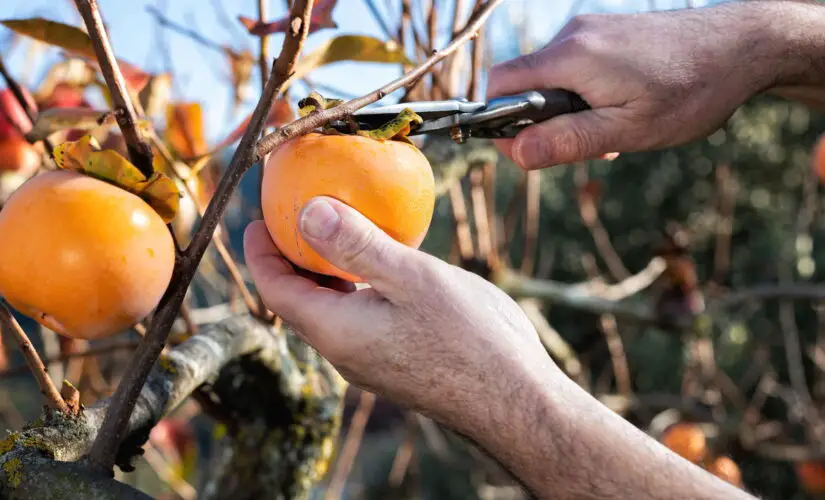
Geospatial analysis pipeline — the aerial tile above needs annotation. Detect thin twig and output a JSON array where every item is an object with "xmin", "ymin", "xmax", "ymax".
[
  {"xmin": 74, "ymin": 0, "xmax": 154, "ymax": 178},
  {"xmin": 469, "ymin": 167, "xmax": 491, "ymax": 260},
  {"xmin": 574, "ymin": 165, "xmax": 631, "ymax": 281},
  {"xmin": 582, "ymin": 255, "xmax": 631, "ymax": 396},
  {"xmin": 84, "ymin": 0, "xmax": 318, "ymax": 475},
  {"xmin": 256, "ymin": 0, "xmax": 505, "ymax": 158},
  {"xmin": 362, "ymin": 0, "xmax": 395, "ymax": 39},
  {"xmin": 710, "ymin": 164, "xmax": 736, "ymax": 288},
  {"xmin": 520, "ymin": 170, "xmax": 540, "ymax": 276},
  {"xmin": 142, "ymin": 442, "xmax": 197, "ymax": 500},
  {"xmin": 257, "ymin": 0, "xmax": 271, "ymax": 90},
  {"xmin": 0, "ymin": 339, "xmax": 140, "ymax": 379},
  {"xmin": 146, "ymin": 6, "xmax": 227, "ymax": 54},
  {"xmin": 325, "ymin": 390, "xmax": 376, "ymax": 500},
  {"xmin": 0, "ymin": 302, "xmax": 69, "ymax": 413},
  {"xmin": 449, "ymin": 180, "xmax": 475, "ymax": 260}
]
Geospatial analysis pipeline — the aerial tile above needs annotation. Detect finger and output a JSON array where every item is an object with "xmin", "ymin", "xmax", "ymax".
[
  {"xmin": 243, "ymin": 220, "xmax": 349, "ymax": 333},
  {"xmin": 509, "ymin": 109, "xmax": 626, "ymax": 169},
  {"xmin": 486, "ymin": 49, "xmax": 555, "ymax": 100},
  {"xmin": 297, "ymin": 196, "xmax": 423, "ymax": 300}
]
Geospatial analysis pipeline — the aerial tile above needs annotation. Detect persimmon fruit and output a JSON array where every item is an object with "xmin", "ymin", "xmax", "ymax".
[
  {"xmin": 0, "ymin": 88, "xmax": 33, "ymax": 138},
  {"xmin": 261, "ymin": 132, "xmax": 435, "ymax": 282},
  {"xmin": 796, "ymin": 460, "xmax": 825, "ymax": 494},
  {"xmin": 661, "ymin": 422, "xmax": 707, "ymax": 463},
  {"xmin": 0, "ymin": 133, "xmax": 40, "ymax": 174},
  {"xmin": 706, "ymin": 456, "xmax": 742, "ymax": 487},
  {"xmin": 813, "ymin": 132, "xmax": 825, "ymax": 184},
  {"xmin": 0, "ymin": 169, "xmax": 175, "ymax": 340}
]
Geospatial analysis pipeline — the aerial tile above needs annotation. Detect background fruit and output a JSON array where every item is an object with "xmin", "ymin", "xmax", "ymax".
[
  {"xmin": 0, "ymin": 169, "xmax": 175, "ymax": 340},
  {"xmin": 0, "ymin": 133, "xmax": 41, "ymax": 174},
  {"xmin": 796, "ymin": 460, "xmax": 825, "ymax": 495},
  {"xmin": 813, "ymin": 133, "xmax": 825, "ymax": 183},
  {"xmin": 0, "ymin": 88, "xmax": 34, "ymax": 138},
  {"xmin": 661, "ymin": 422, "xmax": 707, "ymax": 463},
  {"xmin": 706, "ymin": 456, "xmax": 742, "ymax": 487},
  {"xmin": 261, "ymin": 132, "xmax": 436, "ymax": 282}
]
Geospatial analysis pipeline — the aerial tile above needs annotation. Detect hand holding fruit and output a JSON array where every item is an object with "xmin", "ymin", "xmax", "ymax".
[{"xmin": 244, "ymin": 196, "xmax": 551, "ymax": 433}]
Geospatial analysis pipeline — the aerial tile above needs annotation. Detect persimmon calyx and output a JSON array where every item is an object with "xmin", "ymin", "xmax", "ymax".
[
  {"xmin": 298, "ymin": 91, "xmax": 345, "ymax": 116},
  {"xmin": 355, "ymin": 107, "xmax": 422, "ymax": 143},
  {"xmin": 53, "ymin": 135, "xmax": 181, "ymax": 223},
  {"xmin": 297, "ymin": 92, "xmax": 423, "ymax": 144}
]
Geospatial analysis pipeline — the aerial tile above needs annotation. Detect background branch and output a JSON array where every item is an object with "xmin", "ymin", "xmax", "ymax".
[{"xmin": 0, "ymin": 302, "xmax": 68, "ymax": 414}]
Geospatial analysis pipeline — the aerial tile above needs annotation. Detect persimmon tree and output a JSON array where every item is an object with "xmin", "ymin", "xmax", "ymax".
[{"xmin": 0, "ymin": 0, "xmax": 825, "ymax": 499}]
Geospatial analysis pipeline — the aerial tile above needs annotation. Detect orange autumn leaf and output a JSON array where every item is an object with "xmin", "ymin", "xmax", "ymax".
[
  {"xmin": 166, "ymin": 102, "xmax": 208, "ymax": 159},
  {"xmin": 1, "ymin": 17, "xmax": 151, "ymax": 93},
  {"xmin": 210, "ymin": 98, "xmax": 295, "ymax": 155},
  {"xmin": 238, "ymin": 0, "xmax": 338, "ymax": 36}
]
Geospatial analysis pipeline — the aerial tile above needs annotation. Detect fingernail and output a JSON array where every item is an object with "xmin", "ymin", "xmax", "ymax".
[{"xmin": 300, "ymin": 199, "xmax": 341, "ymax": 240}]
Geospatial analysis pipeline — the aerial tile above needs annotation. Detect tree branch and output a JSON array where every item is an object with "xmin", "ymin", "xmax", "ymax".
[
  {"xmin": 254, "ymin": 0, "xmax": 505, "ymax": 158},
  {"xmin": 74, "ymin": 0, "xmax": 154, "ymax": 178},
  {"xmin": 0, "ymin": 315, "xmax": 277, "ymax": 496},
  {"xmin": 84, "ymin": 0, "xmax": 317, "ymax": 475},
  {"xmin": 0, "ymin": 302, "xmax": 68, "ymax": 414}
]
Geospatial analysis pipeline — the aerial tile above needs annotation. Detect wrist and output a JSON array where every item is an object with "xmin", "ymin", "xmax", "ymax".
[{"xmin": 731, "ymin": 1, "xmax": 825, "ymax": 90}]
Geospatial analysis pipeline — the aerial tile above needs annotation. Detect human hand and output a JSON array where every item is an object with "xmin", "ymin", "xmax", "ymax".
[
  {"xmin": 243, "ymin": 196, "xmax": 553, "ymax": 433},
  {"xmin": 487, "ymin": 3, "xmax": 775, "ymax": 169}
]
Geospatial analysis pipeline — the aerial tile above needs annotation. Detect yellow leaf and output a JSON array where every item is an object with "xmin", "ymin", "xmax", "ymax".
[
  {"xmin": 1, "ymin": 18, "xmax": 95, "ymax": 59},
  {"xmin": 289, "ymin": 35, "xmax": 413, "ymax": 85},
  {"xmin": 165, "ymin": 102, "xmax": 208, "ymax": 159},
  {"xmin": 53, "ymin": 135, "xmax": 181, "ymax": 223}
]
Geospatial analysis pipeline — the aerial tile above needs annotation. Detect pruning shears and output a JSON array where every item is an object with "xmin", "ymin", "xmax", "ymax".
[{"xmin": 342, "ymin": 89, "xmax": 590, "ymax": 144}]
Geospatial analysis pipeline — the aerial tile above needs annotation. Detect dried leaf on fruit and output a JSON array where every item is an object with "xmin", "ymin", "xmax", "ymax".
[{"xmin": 53, "ymin": 135, "xmax": 180, "ymax": 223}]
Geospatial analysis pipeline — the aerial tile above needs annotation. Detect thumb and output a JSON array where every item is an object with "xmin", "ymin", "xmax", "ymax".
[
  {"xmin": 298, "ymin": 196, "xmax": 419, "ymax": 294},
  {"xmin": 511, "ymin": 110, "xmax": 623, "ymax": 169}
]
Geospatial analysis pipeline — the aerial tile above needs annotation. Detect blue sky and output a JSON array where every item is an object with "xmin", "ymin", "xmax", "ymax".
[{"xmin": 0, "ymin": 0, "xmax": 706, "ymax": 144}]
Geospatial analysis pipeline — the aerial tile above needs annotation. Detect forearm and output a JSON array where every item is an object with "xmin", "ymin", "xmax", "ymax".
[
  {"xmin": 744, "ymin": 1, "xmax": 825, "ymax": 106},
  {"xmin": 462, "ymin": 358, "xmax": 754, "ymax": 499}
]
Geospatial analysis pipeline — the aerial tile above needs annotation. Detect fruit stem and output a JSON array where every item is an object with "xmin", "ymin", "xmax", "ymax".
[{"xmin": 0, "ymin": 302, "xmax": 70, "ymax": 414}]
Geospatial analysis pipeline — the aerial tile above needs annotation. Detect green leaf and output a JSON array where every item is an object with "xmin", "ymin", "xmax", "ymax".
[{"xmin": 290, "ymin": 35, "xmax": 413, "ymax": 84}]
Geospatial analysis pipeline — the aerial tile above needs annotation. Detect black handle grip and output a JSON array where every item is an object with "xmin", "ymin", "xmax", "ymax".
[{"xmin": 523, "ymin": 89, "xmax": 591, "ymax": 123}]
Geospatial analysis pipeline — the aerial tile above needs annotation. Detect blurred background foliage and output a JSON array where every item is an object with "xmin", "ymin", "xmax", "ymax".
[{"xmin": 2, "ymin": 0, "xmax": 825, "ymax": 498}]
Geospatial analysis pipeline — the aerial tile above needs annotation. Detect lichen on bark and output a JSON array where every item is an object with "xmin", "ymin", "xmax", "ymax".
[{"xmin": 197, "ymin": 323, "xmax": 347, "ymax": 500}]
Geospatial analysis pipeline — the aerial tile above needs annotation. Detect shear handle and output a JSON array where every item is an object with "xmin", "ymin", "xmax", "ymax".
[{"xmin": 467, "ymin": 89, "xmax": 590, "ymax": 127}]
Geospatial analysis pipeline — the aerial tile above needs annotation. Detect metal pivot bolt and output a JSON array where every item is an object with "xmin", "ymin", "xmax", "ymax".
[{"xmin": 449, "ymin": 126, "xmax": 467, "ymax": 144}]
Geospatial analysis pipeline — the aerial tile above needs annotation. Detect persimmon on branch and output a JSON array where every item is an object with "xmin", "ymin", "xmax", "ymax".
[{"xmin": 254, "ymin": 0, "xmax": 504, "ymax": 159}]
